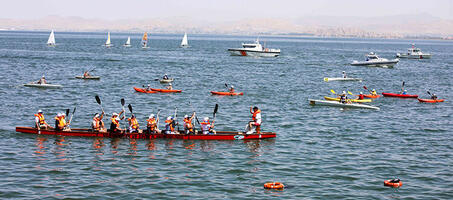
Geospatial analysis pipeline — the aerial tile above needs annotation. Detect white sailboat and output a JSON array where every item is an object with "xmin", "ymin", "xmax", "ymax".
[
  {"xmin": 142, "ymin": 32, "xmax": 149, "ymax": 49},
  {"xmin": 180, "ymin": 32, "xmax": 189, "ymax": 47},
  {"xmin": 123, "ymin": 36, "xmax": 131, "ymax": 47},
  {"xmin": 104, "ymin": 32, "xmax": 112, "ymax": 47},
  {"xmin": 47, "ymin": 30, "xmax": 56, "ymax": 47}
]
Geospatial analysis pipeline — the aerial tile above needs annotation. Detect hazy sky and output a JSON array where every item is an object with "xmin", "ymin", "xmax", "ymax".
[{"xmin": 2, "ymin": 0, "xmax": 452, "ymax": 20}]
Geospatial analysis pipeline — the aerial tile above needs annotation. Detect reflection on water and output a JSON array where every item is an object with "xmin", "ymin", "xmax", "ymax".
[
  {"xmin": 53, "ymin": 136, "xmax": 67, "ymax": 161},
  {"xmin": 34, "ymin": 136, "xmax": 47, "ymax": 156}
]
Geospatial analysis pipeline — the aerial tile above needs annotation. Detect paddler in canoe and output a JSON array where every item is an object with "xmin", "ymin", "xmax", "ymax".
[
  {"xmin": 163, "ymin": 74, "xmax": 169, "ymax": 80},
  {"xmin": 357, "ymin": 92, "xmax": 365, "ymax": 100},
  {"xmin": 246, "ymin": 106, "xmax": 261, "ymax": 134},
  {"xmin": 183, "ymin": 113, "xmax": 196, "ymax": 134},
  {"xmin": 339, "ymin": 91, "xmax": 350, "ymax": 104},
  {"xmin": 146, "ymin": 114, "xmax": 160, "ymax": 134},
  {"xmin": 371, "ymin": 89, "xmax": 378, "ymax": 96},
  {"xmin": 36, "ymin": 75, "xmax": 47, "ymax": 84},
  {"xmin": 200, "ymin": 117, "xmax": 215, "ymax": 135},
  {"xmin": 166, "ymin": 83, "xmax": 173, "ymax": 90},
  {"xmin": 229, "ymin": 85, "xmax": 235, "ymax": 93},
  {"xmin": 83, "ymin": 71, "xmax": 91, "ymax": 78},
  {"xmin": 127, "ymin": 114, "xmax": 140, "ymax": 133},
  {"xmin": 92, "ymin": 112, "xmax": 106, "ymax": 132},
  {"xmin": 54, "ymin": 113, "xmax": 64, "ymax": 131},
  {"xmin": 109, "ymin": 111, "xmax": 125, "ymax": 133},
  {"xmin": 35, "ymin": 109, "xmax": 52, "ymax": 130},
  {"xmin": 430, "ymin": 93, "xmax": 438, "ymax": 100},
  {"xmin": 164, "ymin": 116, "xmax": 177, "ymax": 134}
]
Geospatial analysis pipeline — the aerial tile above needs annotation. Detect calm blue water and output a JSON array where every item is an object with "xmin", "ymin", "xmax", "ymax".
[{"xmin": 0, "ymin": 31, "xmax": 452, "ymax": 199}]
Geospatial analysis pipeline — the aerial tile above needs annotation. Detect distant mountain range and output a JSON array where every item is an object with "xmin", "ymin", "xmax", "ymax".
[{"xmin": 1, "ymin": 14, "xmax": 452, "ymax": 39}]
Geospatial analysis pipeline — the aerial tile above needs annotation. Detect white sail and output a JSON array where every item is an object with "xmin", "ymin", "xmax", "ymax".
[
  {"xmin": 47, "ymin": 30, "xmax": 56, "ymax": 46},
  {"xmin": 105, "ymin": 32, "xmax": 112, "ymax": 47},
  {"xmin": 124, "ymin": 36, "xmax": 131, "ymax": 47},
  {"xmin": 180, "ymin": 32, "xmax": 188, "ymax": 47}
]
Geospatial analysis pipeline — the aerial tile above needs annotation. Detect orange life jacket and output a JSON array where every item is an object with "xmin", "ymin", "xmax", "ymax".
[
  {"xmin": 35, "ymin": 113, "xmax": 45, "ymax": 125},
  {"xmin": 146, "ymin": 118, "xmax": 157, "ymax": 130},
  {"xmin": 128, "ymin": 118, "xmax": 139, "ymax": 129},
  {"xmin": 252, "ymin": 109, "xmax": 261, "ymax": 121},
  {"xmin": 60, "ymin": 118, "xmax": 66, "ymax": 127},
  {"xmin": 165, "ymin": 119, "xmax": 174, "ymax": 131},
  {"xmin": 184, "ymin": 118, "xmax": 193, "ymax": 129},
  {"xmin": 200, "ymin": 121, "xmax": 211, "ymax": 131}
]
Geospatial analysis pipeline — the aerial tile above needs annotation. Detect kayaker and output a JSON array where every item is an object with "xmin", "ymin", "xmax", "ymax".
[
  {"xmin": 183, "ymin": 113, "xmax": 195, "ymax": 134},
  {"xmin": 339, "ymin": 91, "xmax": 348, "ymax": 104},
  {"xmin": 127, "ymin": 114, "xmax": 140, "ymax": 133},
  {"xmin": 109, "ymin": 111, "xmax": 124, "ymax": 132},
  {"xmin": 357, "ymin": 92, "xmax": 364, "ymax": 100},
  {"xmin": 163, "ymin": 74, "xmax": 169, "ymax": 80},
  {"xmin": 35, "ymin": 109, "xmax": 52, "ymax": 130},
  {"xmin": 166, "ymin": 83, "xmax": 173, "ymax": 90},
  {"xmin": 401, "ymin": 90, "xmax": 407, "ymax": 95},
  {"xmin": 431, "ymin": 93, "xmax": 438, "ymax": 100},
  {"xmin": 342, "ymin": 71, "xmax": 347, "ymax": 78},
  {"xmin": 37, "ymin": 76, "xmax": 47, "ymax": 84},
  {"xmin": 164, "ymin": 116, "xmax": 176, "ymax": 134},
  {"xmin": 371, "ymin": 89, "xmax": 377, "ymax": 95},
  {"xmin": 61, "ymin": 113, "xmax": 70, "ymax": 131},
  {"xmin": 54, "ymin": 113, "xmax": 64, "ymax": 131},
  {"xmin": 146, "ymin": 84, "xmax": 151, "ymax": 91},
  {"xmin": 247, "ymin": 106, "xmax": 261, "ymax": 134},
  {"xmin": 146, "ymin": 114, "xmax": 160, "ymax": 134},
  {"xmin": 92, "ymin": 112, "xmax": 106, "ymax": 132},
  {"xmin": 229, "ymin": 85, "xmax": 235, "ymax": 93},
  {"xmin": 83, "ymin": 71, "xmax": 90, "ymax": 78},
  {"xmin": 200, "ymin": 117, "xmax": 214, "ymax": 135}
]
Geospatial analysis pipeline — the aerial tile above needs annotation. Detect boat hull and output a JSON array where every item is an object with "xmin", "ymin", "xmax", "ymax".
[
  {"xmin": 324, "ymin": 96, "xmax": 372, "ymax": 103},
  {"xmin": 324, "ymin": 77, "xmax": 362, "ymax": 82},
  {"xmin": 23, "ymin": 83, "xmax": 62, "ymax": 89},
  {"xmin": 396, "ymin": 53, "xmax": 431, "ymax": 59},
  {"xmin": 134, "ymin": 87, "xmax": 158, "ymax": 93},
  {"xmin": 75, "ymin": 76, "xmax": 100, "ymax": 80},
  {"xmin": 350, "ymin": 60, "xmax": 399, "ymax": 67},
  {"xmin": 227, "ymin": 49, "xmax": 280, "ymax": 57},
  {"xmin": 150, "ymin": 88, "xmax": 182, "ymax": 93},
  {"xmin": 309, "ymin": 99, "xmax": 379, "ymax": 110},
  {"xmin": 211, "ymin": 91, "xmax": 244, "ymax": 96},
  {"xmin": 15, "ymin": 127, "xmax": 276, "ymax": 140},
  {"xmin": 382, "ymin": 92, "xmax": 418, "ymax": 98},
  {"xmin": 363, "ymin": 94, "xmax": 381, "ymax": 98},
  {"xmin": 417, "ymin": 98, "xmax": 444, "ymax": 103},
  {"xmin": 159, "ymin": 79, "xmax": 174, "ymax": 83}
]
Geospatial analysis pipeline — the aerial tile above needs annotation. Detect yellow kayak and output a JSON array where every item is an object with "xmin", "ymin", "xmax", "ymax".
[{"xmin": 324, "ymin": 96, "xmax": 372, "ymax": 103}]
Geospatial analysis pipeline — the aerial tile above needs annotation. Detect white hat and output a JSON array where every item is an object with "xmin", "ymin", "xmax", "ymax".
[
  {"xmin": 149, "ymin": 114, "xmax": 155, "ymax": 118},
  {"xmin": 372, "ymin": 89, "xmax": 376, "ymax": 91},
  {"xmin": 147, "ymin": 84, "xmax": 150, "ymax": 87},
  {"xmin": 184, "ymin": 115, "xmax": 188, "ymax": 118},
  {"xmin": 204, "ymin": 117, "xmax": 209, "ymax": 121},
  {"xmin": 231, "ymin": 85, "xmax": 234, "ymax": 88},
  {"xmin": 38, "ymin": 109, "xmax": 43, "ymax": 113},
  {"xmin": 360, "ymin": 92, "xmax": 363, "ymax": 94},
  {"xmin": 62, "ymin": 113, "xmax": 66, "ymax": 116},
  {"xmin": 42, "ymin": 75, "xmax": 45, "ymax": 78},
  {"xmin": 169, "ymin": 83, "xmax": 172, "ymax": 86},
  {"xmin": 112, "ymin": 112, "xmax": 118, "ymax": 116},
  {"xmin": 95, "ymin": 113, "xmax": 100, "ymax": 118},
  {"xmin": 404, "ymin": 90, "xmax": 407, "ymax": 92},
  {"xmin": 57, "ymin": 113, "xmax": 62, "ymax": 117},
  {"xmin": 167, "ymin": 116, "xmax": 172, "ymax": 120},
  {"xmin": 342, "ymin": 91, "xmax": 346, "ymax": 94},
  {"xmin": 342, "ymin": 71, "xmax": 345, "ymax": 73}
]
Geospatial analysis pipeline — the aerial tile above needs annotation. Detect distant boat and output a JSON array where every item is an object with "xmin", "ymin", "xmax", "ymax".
[
  {"xmin": 47, "ymin": 30, "xmax": 56, "ymax": 47},
  {"xmin": 180, "ymin": 32, "xmax": 189, "ymax": 47},
  {"xmin": 142, "ymin": 32, "xmax": 149, "ymax": 49},
  {"xmin": 228, "ymin": 38, "xmax": 280, "ymax": 57},
  {"xmin": 396, "ymin": 44, "xmax": 431, "ymax": 59},
  {"xmin": 104, "ymin": 32, "xmax": 112, "ymax": 47},
  {"xmin": 351, "ymin": 52, "xmax": 399, "ymax": 68},
  {"xmin": 123, "ymin": 36, "xmax": 131, "ymax": 47}
]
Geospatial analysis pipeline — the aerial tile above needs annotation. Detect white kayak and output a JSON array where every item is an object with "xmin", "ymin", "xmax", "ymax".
[
  {"xmin": 24, "ymin": 83, "xmax": 62, "ymax": 89},
  {"xmin": 75, "ymin": 76, "xmax": 101, "ymax": 80},
  {"xmin": 324, "ymin": 77, "xmax": 362, "ymax": 82},
  {"xmin": 159, "ymin": 78, "xmax": 174, "ymax": 83},
  {"xmin": 308, "ymin": 99, "xmax": 379, "ymax": 110}
]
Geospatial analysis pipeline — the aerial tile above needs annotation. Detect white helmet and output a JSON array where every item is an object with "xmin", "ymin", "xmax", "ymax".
[
  {"xmin": 57, "ymin": 113, "xmax": 62, "ymax": 117},
  {"xmin": 184, "ymin": 115, "xmax": 188, "ymax": 118},
  {"xmin": 342, "ymin": 71, "xmax": 345, "ymax": 73},
  {"xmin": 95, "ymin": 113, "xmax": 100, "ymax": 118},
  {"xmin": 38, "ymin": 109, "xmax": 43, "ymax": 113},
  {"xmin": 149, "ymin": 114, "xmax": 155, "ymax": 118},
  {"xmin": 204, "ymin": 117, "xmax": 209, "ymax": 121},
  {"xmin": 231, "ymin": 85, "xmax": 234, "ymax": 88},
  {"xmin": 169, "ymin": 83, "xmax": 172, "ymax": 86},
  {"xmin": 342, "ymin": 91, "xmax": 346, "ymax": 94},
  {"xmin": 112, "ymin": 112, "xmax": 118, "ymax": 116},
  {"xmin": 147, "ymin": 84, "xmax": 150, "ymax": 87},
  {"xmin": 360, "ymin": 92, "xmax": 363, "ymax": 94},
  {"xmin": 167, "ymin": 116, "xmax": 172, "ymax": 120},
  {"xmin": 372, "ymin": 89, "xmax": 376, "ymax": 92}
]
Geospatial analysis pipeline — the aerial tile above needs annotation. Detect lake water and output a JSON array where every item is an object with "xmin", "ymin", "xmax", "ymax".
[{"xmin": 0, "ymin": 31, "xmax": 452, "ymax": 199}]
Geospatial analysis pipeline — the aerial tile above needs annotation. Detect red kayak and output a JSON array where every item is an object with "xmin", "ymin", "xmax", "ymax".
[
  {"xmin": 418, "ymin": 98, "xmax": 444, "ymax": 103},
  {"xmin": 382, "ymin": 92, "xmax": 418, "ymax": 98},
  {"xmin": 134, "ymin": 87, "xmax": 158, "ymax": 93},
  {"xmin": 150, "ymin": 88, "xmax": 182, "ymax": 93},
  {"xmin": 211, "ymin": 91, "xmax": 244, "ymax": 96}
]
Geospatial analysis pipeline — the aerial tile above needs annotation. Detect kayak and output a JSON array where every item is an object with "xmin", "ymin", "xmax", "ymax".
[
  {"xmin": 323, "ymin": 77, "xmax": 362, "ymax": 82},
  {"xmin": 308, "ymin": 99, "xmax": 380, "ymax": 110},
  {"xmin": 324, "ymin": 96, "xmax": 372, "ymax": 103},
  {"xmin": 15, "ymin": 127, "xmax": 276, "ymax": 140},
  {"xmin": 363, "ymin": 94, "xmax": 381, "ymax": 98},
  {"xmin": 150, "ymin": 88, "xmax": 182, "ymax": 93},
  {"xmin": 23, "ymin": 83, "xmax": 62, "ymax": 89},
  {"xmin": 134, "ymin": 87, "xmax": 158, "ymax": 93},
  {"xmin": 159, "ymin": 78, "xmax": 174, "ymax": 83},
  {"xmin": 211, "ymin": 91, "xmax": 244, "ymax": 96},
  {"xmin": 75, "ymin": 76, "xmax": 101, "ymax": 80},
  {"xmin": 382, "ymin": 92, "xmax": 418, "ymax": 98},
  {"xmin": 417, "ymin": 98, "xmax": 444, "ymax": 103}
]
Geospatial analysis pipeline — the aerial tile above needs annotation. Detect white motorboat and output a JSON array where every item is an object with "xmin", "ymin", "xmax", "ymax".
[
  {"xmin": 308, "ymin": 99, "xmax": 379, "ymax": 110},
  {"xmin": 123, "ymin": 36, "xmax": 131, "ymax": 47},
  {"xmin": 47, "ymin": 30, "xmax": 56, "ymax": 47},
  {"xmin": 180, "ymin": 32, "xmax": 189, "ymax": 47},
  {"xmin": 324, "ymin": 77, "xmax": 362, "ymax": 82},
  {"xmin": 104, "ymin": 32, "xmax": 112, "ymax": 47},
  {"xmin": 351, "ymin": 52, "xmax": 399, "ymax": 68},
  {"xmin": 228, "ymin": 39, "xmax": 280, "ymax": 57},
  {"xmin": 396, "ymin": 44, "xmax": 431, "ymax": 59}
]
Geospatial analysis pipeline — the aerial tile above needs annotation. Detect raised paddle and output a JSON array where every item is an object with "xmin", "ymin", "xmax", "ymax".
[
  {"xmin": 121, "ymin": 98, "xmax": 126, "ymax": 130},
  {"xmin": 95, "ymin": 95, "xmax": 105, "ymax": 113},
  {"xmin": 212, "ymin": 104, "xmax": 219, "ymax": 127},
  {"xmin": 68, "ymin": 107, "xmax": 76, "ymax": 128},
  {"xmin": 348, "ymin": 91, "xmax": 354, "ymax": 95},
  {"xmin": 65, "ymin": 109, "xmax": 70, "ymax": 118},
  {"xmin": 128, "ymin": 104, "xmax": 133, "ymax": 115},
  {"xmin": 363, "ymin": 86, "xmax": 372, "ymax": 94},
  {"xmin": 330, "ymin": 89, "xmax": 336, "ymax": 95},
  {"xmin": 189, "ymin": 101, "xmax": 201, "ymax": 125},
  {"xmin": 156, "ymin": 109, "xmax": 161, "ymax": 129},
  {"xmin": 400, "ymin": 81, "xmax": 405, "ymax": 94},
  {"xmin": 427, "ymin": 91, "xmax": 434, "ymax": 98},
  {"xmin": 174, "ymin": 107, "xmax": 180, "ymax": 132}
]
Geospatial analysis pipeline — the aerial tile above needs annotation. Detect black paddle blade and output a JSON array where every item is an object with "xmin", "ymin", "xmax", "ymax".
[
  {"xmin": 121, "ymin": 98, "xmax": 125, "ymax": 106},
  {"xmin": 214, "ymin": 104, "xmax": 219, "ymax": 114},
  {"xmin": 128, "ymin": 104, "xmax": 133, "ymax": 113},
  {"xmin": 95, "ymin": 95, "xmax": 101, "ymax": 104},
  {"xmin": 402, "ymin": 81, "xmax": 405, "ymax": 87},
  {"xmin": 363, "ymin": 86, "xmax": 368, "ymax": 90},
  {"xmin": 427, "ymin": 91, "xmax": 431, "ymax": 95},
  {"xmin": 73, "ymin": 107, "xmax": 77, "ymax": 114},
  {"xmin": 66, "ymin": 109, "xmax": 70, "ymax": 117},
  {"xmin": 225, "ymin": 83, "xmax": 228, "ymax": 88}
]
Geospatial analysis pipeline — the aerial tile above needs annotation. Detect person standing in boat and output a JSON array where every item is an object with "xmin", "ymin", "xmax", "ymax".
[
  {"xmin": 37, "ymin": 75, "xmax": 47, "ymax": 84},
  {"xmin": 246, "ymin": 106, "xmax": 261, "ymax": 134},
  {"xmin": 146, "ymin": 114, "xmax": 160, "ymax": 134},
  {"xmin": 92, "ymin": 112, "xmax": 106, "ymax": 132},
  {"xmin": 127, "ymin": 114, "xmax": 140, "ymax": 133},
  {"xmin": 183, "ymin": 113, "xmax": 195, "ymax": 134},
  {"xmin": 35, "ymin": 109, "xmax": 52, "ymax": 130},
  {"xmin": 200, "ymin": 117, "xmax": 214, "ymax": 135},
  {"xmin": 109, "ymin": 111, "xmax": 124, "ymax": 133}
]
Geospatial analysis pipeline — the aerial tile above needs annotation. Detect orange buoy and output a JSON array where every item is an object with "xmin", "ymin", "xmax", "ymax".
[
  {"xmin": 384, "ymin": 179, "xmax": 402, "ymax": 188},
  {"xmin": 264, "ymin": 182, "xmax": 284, "ymax": 190}
]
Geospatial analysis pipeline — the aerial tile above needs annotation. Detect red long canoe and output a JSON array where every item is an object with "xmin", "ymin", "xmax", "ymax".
[
  {"xmin": 382, "ymin": 92, "xmax": 418, "ymax": 98},
  {"xmin": 134, "ymin": 87, "xmax": 158, "ymax": 93},
  {"xmin": 418, "ymin": 98, "xmax": 444, "ymax": 103},
  {"xmin": 211, "ymin": 91, "xmax": 244, "ymax": 96},
  {"xmin": 15, "ymin": 127, "xmax": 276, "ymax": 140},
  {"xmin": 150, "ymin": 88, "xmax": 182, "ymax": 93}
]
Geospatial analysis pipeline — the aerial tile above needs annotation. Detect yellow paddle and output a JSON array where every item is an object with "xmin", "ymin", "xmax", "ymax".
[
  {"xmin": 324, "ymin": 78, "xmax": 329, "ymax": 82},
  {"xmin": 330, "ymin": 89, "xmax": 336, "ymax": 94},
  {"xmin": 348, "ymin": 91, "xmax": 354, "ymax": 95}
]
